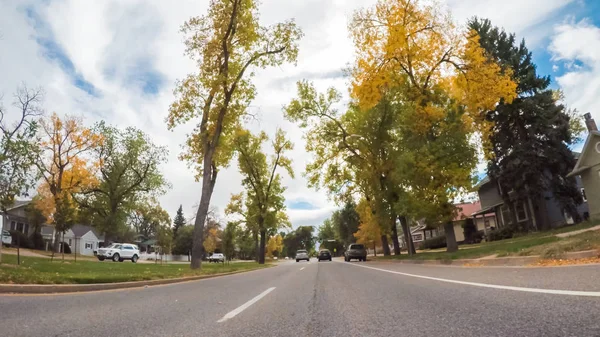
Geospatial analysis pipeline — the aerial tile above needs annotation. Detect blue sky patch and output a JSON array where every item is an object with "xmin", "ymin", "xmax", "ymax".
[
  {"xmin": 24, "ymin": 7, "xmax": 100, "ymax": 97},
  {"xmin": 288, "ymin": 201, "xmax": 317, "ymax": 210}
]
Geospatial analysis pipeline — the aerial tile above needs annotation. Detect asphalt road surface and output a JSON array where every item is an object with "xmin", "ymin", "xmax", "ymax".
[{"xmin": 2, "ymin": 259, "xmax": 600, "ymax": 337}]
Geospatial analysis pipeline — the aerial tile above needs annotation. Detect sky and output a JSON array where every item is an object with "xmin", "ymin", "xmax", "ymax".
[{"xmin": 1, "ymin": 0, "xmax": 600, "ymax": 230}]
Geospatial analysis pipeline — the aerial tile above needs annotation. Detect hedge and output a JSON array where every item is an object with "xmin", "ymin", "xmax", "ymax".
[{"xmin": 420, "ymin": 235, "xmax": 446, "ymax": 249}]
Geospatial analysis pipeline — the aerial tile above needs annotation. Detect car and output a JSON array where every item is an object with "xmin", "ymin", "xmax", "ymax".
[
  {"xmin": 344, "ymin": 243, "xmax": 367, "ymax": 262},
  {"xmin": 208, "ymin": 253, "xmax": 225, "ymax": 263},
  {"xmin": 295, "ymin": 249, "xmax": 309, "ymax": 262},
  {"xmin": 96, "ymin": 243, "xmax": 140, "ymax": 263},
  {"xmin": 1, "ymin": 230, "xmax": 11, "ymax": 247},
  {"xmin": 317, "ymin": 249, "xmax": 332, "ymax": 261}
]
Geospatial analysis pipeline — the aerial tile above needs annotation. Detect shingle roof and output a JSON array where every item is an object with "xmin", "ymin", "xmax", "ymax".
[
  {"xmin": 70, "ymin": 224, "xmax": 103, "ymax": 239},
  {"xmin": 453, "ymin": 202, "xmax": 481, "ymax": 222}
]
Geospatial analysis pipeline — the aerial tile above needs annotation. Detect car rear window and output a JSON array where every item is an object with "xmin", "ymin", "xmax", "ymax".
[
  {"xmin": 320, "ymin": 250, "xmax": 330, "ymax": 253},
  {"xmin": 350, "ymin": 244, "xmax": 365, "ymax": 250},
  {"xmin": 297, "ymin": 250, "xmax": 307, "ymax": 254}
]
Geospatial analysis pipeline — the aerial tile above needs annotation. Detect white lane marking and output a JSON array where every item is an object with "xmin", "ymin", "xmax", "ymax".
[
  {"xmin": 341, "ymin": 262, "xmax": 600, "ymax": 297},
  {"xmin": 300, "ymin": 267, "xmax": 305, "ymax": 271},
  {"xmin": 217, "ymin": 287, "xmax": 276, "ymax": 323}
]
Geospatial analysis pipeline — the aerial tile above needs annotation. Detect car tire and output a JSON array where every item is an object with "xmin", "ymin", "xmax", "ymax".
[
  {"xmin": 98, "ymin": 257, "xmax": 105, "ymax": 261},
  {"xmin": 329, "ymin": 258, "xmax": 332, "ymax": 261},
  {"xmin": 112, "ymin": 253, "xmax": 120, "ymax": 262},
  {"xmin": 132, "ymin": 255, "xmax": 138, "ymax": 263},
  {"xmin": 296, "ymin": 259, "xmax": 299, "ymax": 262}
]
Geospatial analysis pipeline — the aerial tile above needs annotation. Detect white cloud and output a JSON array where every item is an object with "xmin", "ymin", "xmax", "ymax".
[
  {"xmin": 0, "ymin": 0, "xmax": 583, "ymax": 229},
  {"xmin": 549, "ymin": 18, "xmax": 600, "ymax": 124}
]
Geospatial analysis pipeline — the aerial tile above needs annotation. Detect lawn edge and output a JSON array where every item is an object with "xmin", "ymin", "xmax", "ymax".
[
  {"xmin": 369, "ymin": 249, "xmax": 600, "ymax": 267},
  {"xmin": 0, "ymin": 264, "xmax": 274, "ymax": 294}
]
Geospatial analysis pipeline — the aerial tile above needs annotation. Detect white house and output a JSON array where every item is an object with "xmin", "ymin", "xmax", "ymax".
[{"xmin": 43, "ymin": 224, "xmax": 104, "ymax": 256}]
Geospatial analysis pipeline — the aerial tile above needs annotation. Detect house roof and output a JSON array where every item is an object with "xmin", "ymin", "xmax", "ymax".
[
  {"xmin": 453, "ymin": 202, "xmax": 481, "ymax": 222},
  {"xmin": 6, "ymin": 199, "xmax": 32, "ymax": 211},
  {"xmin": 567, "ymin": 131, "xmax": 600, "ymax": 177},
  {"xmin": 471, "ymin": 202, "xmax": 503, "ymax": 217},
  {"xmin": 70, "ymin": 224, "xmax": 103, "ymax": 239}
]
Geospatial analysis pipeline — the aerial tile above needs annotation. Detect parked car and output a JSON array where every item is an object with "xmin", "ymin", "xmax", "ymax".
[
  {"xmin": 318, "ymin": 249, "xmax": 332, "ymax": 262},
  {"xmin": 295, "ymin": 249, "xmax": 310, "ymax": 262},
  {"xmin": 96, "ymin": 243, "xmax": 140, "ymax": 263},
  {"xmin": 208, "ymin": 253, "xmax": 225, "ymax": 263},
  {"xmin": 344, "ymin": 244, "xmax": 367, "ymax": 262},
  {"xmin": 1, "ymin": 230, "xmax": 11, "ymax": 247}
]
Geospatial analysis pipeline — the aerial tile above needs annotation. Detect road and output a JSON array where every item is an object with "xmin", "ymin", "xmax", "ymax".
[{"xmin": 2, "ymin": 259, "xmax": 600, "ymax": 337}]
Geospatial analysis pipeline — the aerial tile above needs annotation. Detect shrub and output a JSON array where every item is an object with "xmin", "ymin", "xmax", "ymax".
[
  {"xmin": 421, "ymin": 235, "xmax": 447, "ymax": 249},
  {"xmin": 9, "ymin": 230, "xmax": 33, "ymax": 248},
  {"xmin": 486, "ymin": 226, "xmax": 514, "ymax": 242},
  {"xmin": 30, "ymin": 232, "xmax": 45, "ymax": 250}
]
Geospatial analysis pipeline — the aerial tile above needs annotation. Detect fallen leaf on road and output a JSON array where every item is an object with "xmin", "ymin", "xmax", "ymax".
[{"xmin": 530, "ymin": 257, "xmax": 600, "ymax": 267}]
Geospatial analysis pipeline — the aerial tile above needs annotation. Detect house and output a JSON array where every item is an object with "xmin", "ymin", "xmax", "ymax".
[
  {"xmin": 406, "ymin": 202, "xmax": 496, "ymax": 248},
  {"xmin": 567, "ymin": 113, "xmax": 600, "ymax": 221},
  {"xmin": 1, "ymin": 200, "xmax": 36, "ymax": 237},
  {"xmin": 475, "ymin": 158, "xmax": 589, "ymax": 230},
  {"xmin": 39, "ymin": 224, "xmax": 104, "ymax": 255}
]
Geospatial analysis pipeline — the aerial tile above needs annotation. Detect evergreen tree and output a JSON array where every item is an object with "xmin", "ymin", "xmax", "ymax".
[
  {"xmin": 173, "ymin": 205, "xmax": 186, "ymax": 238},
  {"xmin": 469, "ymin": 18, "xmax": 583, "ymax": 229}
]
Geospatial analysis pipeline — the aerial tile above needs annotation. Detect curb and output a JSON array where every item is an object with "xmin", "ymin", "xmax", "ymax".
[
  {"xmin": 372, "ymin": 249, "xmax": 600, "ymax": 267},
  {"xmin": 0, "ymin": 266, "xmax": 272, "ymax": 294}
]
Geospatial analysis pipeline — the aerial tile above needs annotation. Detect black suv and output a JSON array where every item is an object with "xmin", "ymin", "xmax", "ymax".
[
  {"xmin": 344, "ymin": 244, "xmax": 367, "ymax": 262},
  {"xmin": 317, "ymin": 249, "xmax": 332, "ymax": 261}
]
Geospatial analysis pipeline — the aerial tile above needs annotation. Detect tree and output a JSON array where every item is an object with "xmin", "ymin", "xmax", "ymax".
[
  {"xmin": 156, "ymin": 224, "xmax": 174, "ymax": 255},
  {"xmin": 0, "ymin": 86, "xmax": 43, "ymax": 262},
  {"xmin": 469, "ymin": 18, "xmax": 583, "ymax": 229},
  {"xmin": 349, "ymin": 0, "xmax": 517, "ymax": 252},
  {"xmin": 173, "ymin": 205, "xmax": 186, "ymax": 238},
  {"xmin": 266, "ymin": 234, "xmax": 283, "ymax": 258},
  {"xmin": 354, "ymin": 199, "xmax": 382, "ymax": 255},
  {"xmin": 282, "ymin": 226, "xmax": 315, "ymax": 257},
  {"xmin": 34, "ymin": 113, "xmax": 102, "ymax": 252},
  {"xmin": 172, "ymin": 225, "xmax": 194, "ymax": 256},
  {"xmin": 76, "ymin": 124, "xmax": 169, "ymax": 240},
  {"xmin": 232, "ymin": 129, "xmax": 294, "ymax": 264},
  {"xmin": 222, "ymin": 221, "xmax": 238, "ymax": 261},
  {"xmin": 226, "ymin": 192, "xmax": 260, "ymax": 261},
  {"xmin": 166, "ymin": 0, "xmax": 303, "ymax": 269},
  {"xmin": 317, "ymin": 218, "xmax": 344, "ymax": 255},
  {"xmin": 203, "ymin": 227, "xmax": 218, "ymax": 254},
  {"xmin": 331, "ymin": 202, "xmax": 360, "ymax": 248},
  {"xmin": 129, "ymin": 198, "xmax": 171, "ymax": 238}
]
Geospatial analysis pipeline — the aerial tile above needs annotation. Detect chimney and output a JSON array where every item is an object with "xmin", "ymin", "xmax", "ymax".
[{"xmin": 584, "ymin": 112, "xmax": 598, "ymax": 132}]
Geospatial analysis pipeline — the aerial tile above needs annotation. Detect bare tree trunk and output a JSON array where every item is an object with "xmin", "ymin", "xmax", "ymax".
[
  {"xmin": 390, "ymin": 213, "xmax": 400, "ymax": 255},
  {"xmin": 253, "ymin": 230, "xmax": 259, "ymax": 262},
  {"xmin": 381, "ymin": 235, "xmax": 390, "ymax": 256},
  {"xmin": 190, "ymin": 154, "xmax": 218, "ymax": 270},
  {"xmin": 444, "ymin": 221, "xmax": 458, "ymax": 253},
  {"xmin": 399, "ymin": 216, "xmax": 415, "ymax": 255},
  {"xmin": 258, "ymin": 229, "xmax": 266, "ymax": 264},
  {"xmin": 53, "ymin": 231, "xmax": 61, "ymax": 252}
]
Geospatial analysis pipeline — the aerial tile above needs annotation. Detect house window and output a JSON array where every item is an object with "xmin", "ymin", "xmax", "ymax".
[
  {"xmin": 581, "ymin": 188, "xmax": 587, "ymax": 202},
  {"xmin": 484, "ymin": 220, "xmax": 490, "ymax": 229},
  {"xmin": 501, "ymin": 205, "xmax": 512, "ymax": 225},
  {"xmin": 10, "ymin": 221, "xmax": 16, "ymax": 230},
  {"xmin": 69, "ymin": 239, "xmax": 72, "ymax": 245},
  {"xmin": 515, "ymin": 203, "xmax": 528, "ymax": 222},
  {"xmin": 412, "ymin": 233, "xmax": 423, "ymax": 242},
  {"xmin": 85, "ymin": 242, "xmax": 93, "ymax": 249},
  {"xmin": 17, "ymin": 223, "xmax": 24, "ymax": 233}
]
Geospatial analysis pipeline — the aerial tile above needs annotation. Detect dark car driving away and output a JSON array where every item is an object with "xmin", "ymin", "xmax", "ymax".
[
  {"xmin": 344, "ymin": 244, "xmax": 367, "ymax": 262},
  {"xmin": 317, "ymin": 249, "xmax": 332, "ymax": 261}
]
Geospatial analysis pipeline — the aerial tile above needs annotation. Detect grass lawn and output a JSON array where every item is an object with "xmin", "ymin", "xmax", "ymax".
[
  {"xmin": 0, "ymin": 255, "xmax": 270, "ymax": 284},
  {"xmin": 378, "ymin": 220, "xmax": 600, "ymax": 261}
]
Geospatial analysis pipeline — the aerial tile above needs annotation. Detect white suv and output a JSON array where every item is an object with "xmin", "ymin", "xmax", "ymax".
[
  {"xmin": 96, "ymin": 243, "xmax": 140, "ymax": 263},
  {"xmin": 207, "ymin": 253, "xmax": 225, "ymax": 263}
]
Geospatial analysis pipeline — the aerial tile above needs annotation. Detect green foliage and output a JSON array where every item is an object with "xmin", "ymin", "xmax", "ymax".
[
  {"xmin": 282, "ymin": 226, "xmax": 315, "ymax": 257},
  {"xmin": 462, "ymin": 219, "xmax": 481, "ymax": 244},
  {"xmin": 172, "ymin": 225, "xmax": 194, "ymax": 255},
  {"xmin": 76, "ymin": 124, "xmax": 169, "ymax": 239},
  {"xmin": 129, "ymin": 199, "xmax": 171, "ymax": 238},
  {"xmin": 173, "ymin": 205, "xmax": 186, "ymax": 238},
  {"xmin": 486, "ymin": 226, "xmax": 515, "ymax": 242},
  {"xmin": 9, "ymin": 230, "xmax": 32, "ymax": 248},
  {"xmin": 0, "ymin": 86, "xmax": 42, "ymax": 213},
  {"xmin": 331, "ymin": 202, "xmax": 360, "ymax": 247},
  {"xmin": 222, "ymin": 222, "xmax": 238, "ymax": 261},
  {"xmin": 30, "ymin": 232, "xmax": 45, "ymax": 250},
  {"xmin": 420, "ymin": 235, "xmax": 446, "ymax": 250},
  {"xmin": 469, "ymin": 18, "xmax": 583, "ymax": 227}
]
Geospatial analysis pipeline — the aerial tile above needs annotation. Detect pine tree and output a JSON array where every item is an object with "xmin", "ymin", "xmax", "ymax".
[
  {"xmin": 469, "ymin": 18, "xmax": 583, "ymax": 229},
  {"xmin": 173, "ymin": 205, "xmax": 186, "ymax": 238}
]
